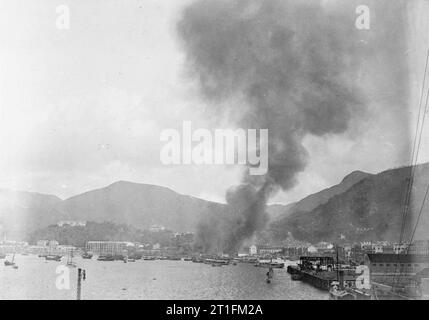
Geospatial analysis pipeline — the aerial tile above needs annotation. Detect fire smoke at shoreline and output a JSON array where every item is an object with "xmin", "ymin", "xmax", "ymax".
[{"xmin": 177, "ymin": 0, "xmax": 409, "ymax": 253}]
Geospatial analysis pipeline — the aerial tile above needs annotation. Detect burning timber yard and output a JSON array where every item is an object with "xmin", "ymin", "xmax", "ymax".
[{"xmin": 2, "ymin": 0, "xmax": 429, "ymax": 302}]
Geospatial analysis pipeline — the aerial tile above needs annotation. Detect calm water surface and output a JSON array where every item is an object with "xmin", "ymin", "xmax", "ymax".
[{"xmin": 0, "ymin": 255, "xmax": 327, "ymax": 300}]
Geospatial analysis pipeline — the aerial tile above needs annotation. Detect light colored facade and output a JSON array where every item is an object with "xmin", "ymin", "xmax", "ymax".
[
  {"xmin": 249, "ymin": 245, "xmax": 257, "ymax": 255},
  {"xmin": 57, "ymin": 220, "xmax": 86, "ymax": 227},
  {"xmin": 258, "ymin": 246, "xmax": 283, "ymax": 255},
  {"xmin": 393, "ymin": 243, "xmax": 407, "ymax": 254},
  {"xmin": 86, "ymin": 241, "xmax": 134, "ymax": 255},
  {"xmin": 37, "ymin": 240, "xmax": 49, "ymax": 247}
]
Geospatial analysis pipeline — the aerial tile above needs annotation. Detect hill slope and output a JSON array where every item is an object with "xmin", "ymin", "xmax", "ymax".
[
  {"xmin": 271, "ymin": 163, "xmax": 429, "ymax": 243},
  {"xmin": 0, "ymin": 189, "xmax": 62, "ymax": 239},
  {"xmin": 271, "ymin": 170, "xmax": 371, "ymax": 222},
  {"xmin": 56, "ymin": 181, "xmax": 227, "ymax": 232}
]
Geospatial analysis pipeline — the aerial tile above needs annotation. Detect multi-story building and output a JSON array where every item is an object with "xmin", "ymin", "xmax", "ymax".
[
  {"xmin": 365, "ymin": 254, "xmax": 429, "ymax": 286},
  {"xmin": 393, "ymin": 243, "xmax": 408, "ymax": 254},
  {"xmin": 86, "ymin": 241, "xmax": 134, "ymax": 255},
  {"xmin": 409, "ymin": 240, "xmax": 429, "ymax": 255},
  {"xmin": 249, "ymin": 245, "xmax": 258, "ymax": 256},
  {"xmin": 257, "ymin": 246, "xmax": 284, "ymax": 255}
]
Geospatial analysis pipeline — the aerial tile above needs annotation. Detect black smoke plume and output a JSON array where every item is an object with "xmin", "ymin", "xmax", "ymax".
[{"xmin": 177, "ymin": 0, "xmax": 410, "ymax": 253}]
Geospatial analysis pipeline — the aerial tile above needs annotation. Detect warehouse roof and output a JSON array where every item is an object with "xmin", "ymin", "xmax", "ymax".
[{"xmin": 366, "ymin": 254, "xmax": 429, "ymax": 263}]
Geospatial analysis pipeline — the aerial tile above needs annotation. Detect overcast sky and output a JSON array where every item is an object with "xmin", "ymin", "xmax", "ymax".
[{"xmin": 1, "ymin": 0, "xmax": 429, "ymax": 204}]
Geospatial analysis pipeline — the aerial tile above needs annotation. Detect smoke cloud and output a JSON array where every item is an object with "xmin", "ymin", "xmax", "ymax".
[{"xmin": 177, "ymin": 0, "xmax": 410, "ymax": 253}]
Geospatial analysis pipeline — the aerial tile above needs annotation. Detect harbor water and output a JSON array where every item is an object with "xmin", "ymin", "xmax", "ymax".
[{"xmin": 0, "ymin": 255, "xmax": 327, "ymax": 300}]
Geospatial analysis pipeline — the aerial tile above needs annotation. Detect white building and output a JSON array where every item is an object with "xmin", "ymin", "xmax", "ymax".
[
  {"xmin": 150, "ymin": 225, "xmax": 166, "ymax": 232},
  {"xmin": 393, "ymin": 243, "xmax": 407, "ymax": 254},
  {"xmin": 57, "ymin": 220, "xmax": 86, "ymax": 227},
  {"xmin": 249, "ymin": 245, "xmax": 258, "ymax": 255},
  {"xmin": 86, "ymin": 241, "xmax": 134, "ymax": 255}
]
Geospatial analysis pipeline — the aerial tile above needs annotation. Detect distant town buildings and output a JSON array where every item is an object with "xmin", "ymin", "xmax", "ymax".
[
  {"xmin": 86, "ymin": 241, "xmax": 134, "ymax": 255},
  {"xmin": 149, "ymin": 224, "xmax": 166, "ymax": 232},
  {"xmin": 257, "ymin": 246, "xmax": 283, "ymax": 255},
  {"xmin": 57, "ymin": 220, "xmax": 87, "ymax": 227}
]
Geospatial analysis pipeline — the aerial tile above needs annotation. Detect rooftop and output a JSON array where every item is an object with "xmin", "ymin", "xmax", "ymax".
[{"xmin": 366, "ymin": 254, "xmax": 429, "ymax": 263}]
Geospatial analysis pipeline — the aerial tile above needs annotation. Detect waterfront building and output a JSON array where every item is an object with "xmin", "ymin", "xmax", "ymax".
[
  {"xmin": 393, "ymin": 243, "xmax": 407, "ymax": 254},
  {"xmin": 364, "ymin": 254, "xmax": 429, "ymax": 286},
  {"xmin": 257, "ymin": 246, "xmax": 283, "ymax": 255},
  {"xmin": 37, "ymin": 240, "xmax": 49, "ymax": 247},
  {"xmin": 408, "ymin": 240, "xmax": 429, "ymax": 255},
  {"xmin": 48, "ymin": 240, "xmax": 59, "ymax": 248},
  {"xmin": 86, "ymin": 241, "xmax": 134, "ymax": 255},
  {"xmin": 249, "ymin": 245, "xmax": 257, "ymax": 255},
  {"xmin": 372, "ymin": 243, "xmax": 384, "ymax": 253}
]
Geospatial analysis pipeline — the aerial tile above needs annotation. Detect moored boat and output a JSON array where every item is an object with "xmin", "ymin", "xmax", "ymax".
[
  {"xmin": 45, "ymin": 255, "xmax": 62, "ymax": 261},
  {"xmin": 82, "ymin": 252, "xmax": 93, "ymax": 259},
  {"xmin": 97, "ymin": 255, "xmax": 115, "ymax": 261},
  {"xmin": 255, "ymin": 261, "xmax": 285, "ymax": 268},
  {"xmin": 142, "ymin": 256, "xmax": 156, "ymax": 261},
  {"xmin": 4, "ymin": 260, "xmax": 15, "ymax": 266},
  {"xmin": 204, "ymin": 258, "xmax": 229, "ymax": 266}
]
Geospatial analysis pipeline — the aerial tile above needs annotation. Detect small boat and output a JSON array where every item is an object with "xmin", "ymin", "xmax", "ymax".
[
  {"xmin": 167, "ymin": 256, "xmax": 181, "ymax": 261},
  {"xmin": 329, "ymin": 282, "xmax": 355, "ymax": 300},
  {"xmin": 45, "ymin": 255, "xmax": 62, "ymax": 261},
  {"xmin": 183, "ymin": 257, "xmax": 193, "ymax": 261},
  {"xmin": 38, "ymin": 254, "xmax": 47, "ymax": 258},
  {"xmin": 255, "ymin": 261, "xmax": 285, "ymax": 269},
  {"xmin": 205, "ymin": 258, "xmax": 229, "ymax": 266},
  {"xmin": 97, "ymin": 255, "xmax": 115, "ymax": 261},
  {"xmin": 5, "ymin": 247, "xmax": 17, "ymax": 266},
  {"xmin": 142, "ymin": 256, "xmax": 156, "ymax": 261},
  {"xmin": 4, "ymin": 260, "xmax": 15, "ymax": 266},
  {"xmin": 127, "ymin": 258, "xmax": 136, "ymax": 262},
  {"xmin": 82, "ymin": 252, "xmax": 93, "ymax": 259},
  {"xmin": 13, "ymin": 265, "xmax": 18, "ymax": 269}
]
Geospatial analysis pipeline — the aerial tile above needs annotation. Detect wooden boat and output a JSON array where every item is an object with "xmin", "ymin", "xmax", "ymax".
[
  {"xmin": 4, "ymin": 260, "xmax": 15, "ymax": 266},
  {"xmin": 205, "ymin": 258, "xmax": 229, "ymax": 266},
  {"xmin": 97, "ymin": 255, "xmax": 115, "ymax": 261},
  {"xmin": 45, "ymin": 255, "xmax": 62, "ymax": 261},
  {"xmin": 255, "ymin": 261, "xmax": 285, "ymax": 268},
  {"xmin": 142, "ymin": 256, "xmax": 156, "ymax": 261},
  {"xmin": 4, "ymin": 247, "xmax": 17, "ymax": 266},
  {"xmin": 82, "ymin": 252, "xmax": 93, "ymax": 259}
]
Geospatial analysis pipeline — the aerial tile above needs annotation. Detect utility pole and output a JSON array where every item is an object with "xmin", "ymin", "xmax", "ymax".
[{"xmin": 77, "ymin": 268, "xmax": 86, "ymax": 300}]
